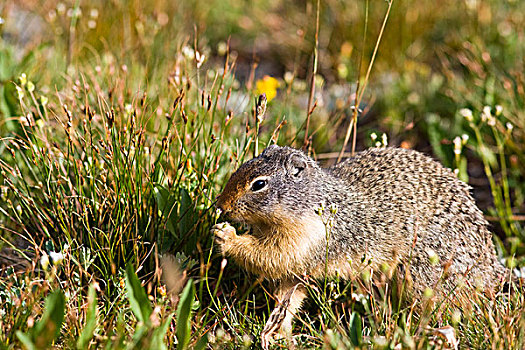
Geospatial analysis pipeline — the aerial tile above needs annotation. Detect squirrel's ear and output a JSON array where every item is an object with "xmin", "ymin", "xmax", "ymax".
[{"xmin": 287, "ymin": 153, "xmax": 307, "ymax": 177}]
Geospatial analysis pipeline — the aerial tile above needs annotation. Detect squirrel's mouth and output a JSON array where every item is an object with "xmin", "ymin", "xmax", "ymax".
[
  {"xmin": 217, "ymin": 207, "xmax": 244, "ymax": 224},
  {"xmin": 219, "ymin": 210, "xmax": 266, "ymax": 229}
]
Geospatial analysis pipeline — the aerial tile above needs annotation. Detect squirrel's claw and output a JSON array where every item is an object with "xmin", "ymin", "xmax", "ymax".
[
  {"xmin": 260, "ymin": 284, "xmax": 302, "ymax": 349},
  {"xmin": 212, "ymin": 222, "xmax": 237, "ymax": 253}
]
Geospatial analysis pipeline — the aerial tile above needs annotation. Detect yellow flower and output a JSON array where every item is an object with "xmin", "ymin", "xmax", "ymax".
[{"xmin": 255, "ymin": 76, "xmax": 280, "ymax": 102}]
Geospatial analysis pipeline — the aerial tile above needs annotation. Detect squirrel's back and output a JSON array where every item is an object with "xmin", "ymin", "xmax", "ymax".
[{"xmin": 327, "ymin": 147, "xmax": 505, "ymax": 294}]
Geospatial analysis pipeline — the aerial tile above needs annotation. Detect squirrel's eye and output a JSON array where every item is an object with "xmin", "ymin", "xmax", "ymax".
[{"xmin": 251, "ymin": 179, "xmax": 267, "ymax": 192}]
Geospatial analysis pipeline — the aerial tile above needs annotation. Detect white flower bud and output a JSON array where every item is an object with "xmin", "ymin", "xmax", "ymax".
[
  {"xmin": 19, "ymin": 73, "xmax": 27, "ymax": 86},
  {"xmin": 41, "ymin": 253, "xmax": 50, "ymax": 271},
  {"xmin": 16, "ymin": 86, "xmax": 24, "ymax": 100},
  {"xmin": 284, "ymin": 71, "xmax": 294, "ymax": 85},
  {"xmin": 482, "ymin": 106, "xmax": 491, "ymax": 117},
  {"xmin": 381, "ymin": 133, "xmax": 388, "ymax": 147},
  {"xmin": 49, "ymin": 251, "xmax": 64, "ymax": 265},
  {"xmin": 459, "ymin": 108, "xmax": 473, "ymax": 121},
  {"xmin": 182, "ymin": 46, "xmax": 195, "ymax": 59},
  {"xmin": 426, "ymin": 248, "xmax": 439, "ymax": 265},
  {"xmin": 453, "ymin": 136, "xmax": 462, "ymax": 155},
  {"xmin": 196, "ymin": 51, "xmax": 205, "ymax": 68},
  {"xmin": 217, "ymin": 41, "xmax": 227, "ymax": 56}
]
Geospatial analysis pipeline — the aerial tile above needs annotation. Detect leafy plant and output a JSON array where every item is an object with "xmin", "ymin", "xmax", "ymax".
[
  {"xmin": 125, "ymin": 263, "xmax": 175, "ymax": 350},
  {"xmin": 76, "ymin": 284, "xmax": 97, "ymax": 350},
  {"xmin": 16, "ymin": 290, "xmax": 65, "ymax": 350}
]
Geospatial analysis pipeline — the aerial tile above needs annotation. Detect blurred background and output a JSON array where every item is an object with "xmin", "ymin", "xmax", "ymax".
[{"xmin": 2, "ymin": 0, "xmax": 523, "ymax": 247}]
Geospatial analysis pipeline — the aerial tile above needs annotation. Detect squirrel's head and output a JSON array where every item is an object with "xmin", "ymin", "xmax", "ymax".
[{"xmin": 216, "ymin": 145, "xmax": 324, "ymax": 226}]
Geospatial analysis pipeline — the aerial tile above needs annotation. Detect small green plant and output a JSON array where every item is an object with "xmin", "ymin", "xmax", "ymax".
[
  {"xmin": 458, "ymin": 106, "xmax": 522, "ymax": 243},
  {"xmin": 124, "ymin": 263, "xmax": 177, "ymax": 350},
  {"xmin": 76, "ymin": 284, "xmax": 97, "ymax": 350},
  {"xmin": 16, "ymin": 290, "xmax": 65, "ymax": 350},
  {"xmin": 12, "ymin": 263, "xmax": 192, "ymax": 349}
]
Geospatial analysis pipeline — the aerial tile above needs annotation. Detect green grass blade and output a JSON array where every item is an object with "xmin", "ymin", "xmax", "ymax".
[
  {"xmin": 77, "ymin": 284, "xmax": 98, "ymax": 350},
  {"xmin": 176, "ymin": 279, "xmax": 195, "ymax": 350},
  {"xmin": 349, "ymin": 312, "xmax": 362, "ymax": 346},
  {"xmin": 193, "ymin": 334, "xmax": 208, "ymax": 350},
  {"xmin": 150, "ymin": 313, "xmax": 173, "ymax": 350},
  {"xmin": 127, "ymin": 325, "xmax": 148, "ymax": 350},
  {"xmin": 153, "ymin": 185, "xmax": 177, "ymax": 235},
  {"xmin": 125, "ymin": 263, "xmax": 153, "ymax": 325},
  {"xmin": 15, "ymin": 331, "xmax": 36, "ymax": 350},
  {"xmin": 32, "ymin": 289, "xmax": 65, "ymax": 348}
]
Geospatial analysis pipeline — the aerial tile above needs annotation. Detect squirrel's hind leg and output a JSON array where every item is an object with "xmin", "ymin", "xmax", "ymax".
[{"xmin": 261, "ymin": 281, "xmax": 307, "ymax": 349}]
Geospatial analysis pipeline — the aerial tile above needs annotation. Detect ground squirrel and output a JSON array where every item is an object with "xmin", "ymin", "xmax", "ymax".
[{"xmin": 212, "ymin": 145, "xmax": 509, "ymax": 344}]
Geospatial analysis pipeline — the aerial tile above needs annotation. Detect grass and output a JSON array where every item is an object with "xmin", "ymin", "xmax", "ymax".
[{"xmin": 0, "ymin": 0, "xmax": 524, "ymax": 348}]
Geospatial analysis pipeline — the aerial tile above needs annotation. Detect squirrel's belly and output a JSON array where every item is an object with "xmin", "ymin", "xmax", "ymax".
[{"xmin": 245, "ymin": 216, "xmax": 329, "ymax": 280}]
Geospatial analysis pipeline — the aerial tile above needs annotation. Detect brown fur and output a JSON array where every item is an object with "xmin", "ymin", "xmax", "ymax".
[{"xmin": 212, "ymin": 145, "xmax": 510, "ymax": 345}]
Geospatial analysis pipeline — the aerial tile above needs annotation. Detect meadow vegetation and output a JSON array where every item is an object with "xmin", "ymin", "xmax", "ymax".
[{"xmin": 0, "ymin": 0, "xmax": 524, "ymax": 348}]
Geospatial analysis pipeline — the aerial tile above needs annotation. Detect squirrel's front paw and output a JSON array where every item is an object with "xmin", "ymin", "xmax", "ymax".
[{"xmin": 212, "ymin": 222, "xmax": 237, "ymax": 254}]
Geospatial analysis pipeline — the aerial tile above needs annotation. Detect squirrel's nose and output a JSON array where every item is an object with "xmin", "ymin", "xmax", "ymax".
[{"xmin": 215, "ymin": 194, "xmax": 231, "ymax": 215}]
